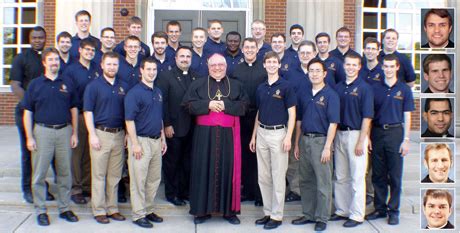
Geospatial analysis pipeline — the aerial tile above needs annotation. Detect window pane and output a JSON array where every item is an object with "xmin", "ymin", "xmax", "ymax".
[
  {"xmin": 364, "ymin": 0, "xmax": 379, "ymax": 7},
  {"xmin": 397, "ymin": 2, "xmax": 413, "ymax": 9},
  {"xmin": 364, "ymin": 12, "xmax": 378, "ymax": 29},
  {"xmin": 3, "ymin": 28, "xmax": 18, "ymax": 44},
  {"xmin": 398, "ymin": 34, "xmax": 412, "ymax": 50},
  {"xmin": 21, "ymin": 27, "xmax": 33, "ymax": 44},
  {"xmin": 3, "ymin": 68, "xmax": 11, "ymax": 85},
  {"xmin": 381, "ymin": 12, "xmax": 387, "ymax": 29},
  {"xmin": 4, "ymin": 0, "xmax": 18, "ymax": 3},
  {"xmin": 3, "ymin": 48, "xmax": 18, "ymax": 65},
  {"xmin": 397, "ymin": 14, "xmax": 412, "ymax": 31},
  {"xmin": 414, "ymin": 53, "xmax": 421, "ymax": 71},
  {"xmin": 3, "ymin": 8, "xmax": 18, "ymax": 24},
  {"xmin": 363, "ymin": 32, "xmax": 378, "ymax": 42},
  {"xmin": 22, "ymin": 8, "xmax": 36, "ymax": 24},
  {"xmin": 415, "ymin": 73, "xmax": 420, "ymax": 85},
  {"xmin": 385, "ymin": 13, "xmax": 396, "ymax": 29}
]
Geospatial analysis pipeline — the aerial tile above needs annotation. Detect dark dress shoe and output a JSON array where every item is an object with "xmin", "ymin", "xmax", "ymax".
[
  {"xmin": 82, "ymin": 191, "xmax": 91, "ymax": 198},
  {"xmin": 254, "ymin": 199, "xmax": 263, "ymax": 206},
  {"xmin": 71, "ymin": 193, "xmax": 87, "ymax": 204},
  {"xmin": 46, "ymin": 192, "xmax": 55, "ymax": 201},
  {"xmin": 314, "ymin": 222, "xmax": 327, "ymax": 231},
  {"xmin": 365, "ymin": 194, "xmax": 374, "ymax": 205},
  {"xmin": 223, "ymin": 215, "xmax": 240, "ymax": 225},
  {"xmin": 94, "ymin": 215, "xmax": 110, "ymax": 224},
  {"xmin": 343, "ymin": 219, "xmax": 362, "ymax": 228},
  {"xmin": 365, "ymin": 211, "xmax": 387, "ymax": 220},
  {"xmin": 194, "ymin": 215, "xmax": 211, "ymax": 224},
  {"xmin": 146, "ymin": 212, "xmax": 163, "ymax": 223},
  {"xmin": 291, "ymin": 216, "xmax": 315, "ymax": 225},
  {"xmin": 167, "ymin": 197, "xmax": 186, "ymax": 206},
  {"xmin": 108, "ymin": 213, "xmax": 126, "ymax": 221},
  {"xmin": 329, "ymin": 214, "xmax": 348, "ymax": 221},
  {"xmin": 133, "ymin": 217, "xmax": 153, "ymax": 228},
  {"xmin": 23, "ymin": 192, "xmax": 33, "ymax": 204},
  {"xmin": 59, "ymin": 211, "xmax": 79, "ymax": 222},
  {"xmin": 388, "ymin": 215, "xmax": 399, "ymax": 225},
  {"xmin": 37, "ymin": 213, "xmax": 50, "ymax": 226},
  {"xmin": 285, "ymin": 191, "xmax": 301, "ymax": 202},
  {"xmin": 255, "ymin": 215, "xmax": 270, "ymax": 225},
  {"xmin": 118, "ymin": 195, "xmax": 127, "ymax": 203},
  {"xmin": 264, "ymin": 219, "xmax": 282, "ymax": 230}
]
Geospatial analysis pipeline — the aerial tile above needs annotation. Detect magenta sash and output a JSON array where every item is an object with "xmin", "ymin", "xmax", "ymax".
[{"xmin": 196, "ymin": 112, "xmax": 241, "ymax": 212}]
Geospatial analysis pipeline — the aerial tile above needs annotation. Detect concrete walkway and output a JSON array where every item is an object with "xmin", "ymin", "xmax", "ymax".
[{"xmin": 0, "ymin": 126, "xmax": 458, "ymax": 233}]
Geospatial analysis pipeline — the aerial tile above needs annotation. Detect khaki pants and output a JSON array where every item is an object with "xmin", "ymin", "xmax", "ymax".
[
  {"xmin": 71, "ymin": 114, "xmax": 91, "ymax": 195},
  {"xmin": 128, "ymin": 136, "xmax": 162, "ymax": 221},
  {"xmin": 90, "ymin": 129, "xmax": 125, "ymax": 216},
  {"xmin": 256, "ymin": 127, "xmax": 289, "ymax": 221},
  {"xmin": 32, "ymin": 124, "xmax": 72, "ymax": 214},
  {"xmin": 333, "ymin": 130, "xmax": 368, "ymax": 221}
]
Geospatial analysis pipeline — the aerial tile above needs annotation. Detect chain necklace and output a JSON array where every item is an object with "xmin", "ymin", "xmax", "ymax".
[{"xmin": 208, "ymin": 76, "xmax": 231, "ymax": 100}]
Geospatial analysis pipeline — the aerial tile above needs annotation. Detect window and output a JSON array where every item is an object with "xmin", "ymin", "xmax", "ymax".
[
  {"xmin": 361, "ymin": 0, "xmax": 447, "ymax": 91},
  {"xmin": 0, "ymin": 0, "xmax": 38, "ymax": 87}
]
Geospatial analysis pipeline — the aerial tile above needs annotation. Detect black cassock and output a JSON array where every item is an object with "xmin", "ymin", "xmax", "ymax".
[{"xmin": 182, "ymin": 76, "xmax": 249, "ymax": 216}]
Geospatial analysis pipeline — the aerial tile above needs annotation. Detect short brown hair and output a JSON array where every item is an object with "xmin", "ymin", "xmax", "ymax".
[
  {"xmin": 423, "ymin": 189, "xmax": 453, "ymax": 208},
  {"xmin": 271, "ymin": 33, "xmax": 286, "ymax": 42},
  {"xmin": 56, "ymin": 31, "xmax": 72, "ymax": 43},
  {"xmin": 423, "ymin": 54, "xmax": 451, "ymax": 74},
  {"xmin": 75, "ymin": 10, "xmax": 91, "ymax": 21},
  {"xmin": 336, "ymin": 26, "xmax": 351, "ymax": 37},
  {"xmin": 129, "ymin": 16, "xmax": 143, "ymax": 27},
  {"xmin": 263, "ymin": 51, "xmax": 280, "ymax": 63},
  {"xmin": 424, "ymin": 9, "xmax": 452, "ymax": 27},
  {"xmin": 363, "ymin": 37, "xmax": 380, "ymax": 48},
  {"xmin": 424, "ymin": 143, "xmax": 453, "ymax": 166},
  {"xmin": 382, "ymin": 28, "xmax": 399, "ymax": 39},
  {"xmin": 151, "ymin": 31, "xmax": 168, "ymax": 43},
  {"xmin": 166, "ymin": 20, "xmax": 181, "ymax": 31},
  {"xmin": 101, "ymin": 51, "xmax": 120, "ymax": 62},
  {"xmin": 41, "ymin": 47, "xmax": 60, "ymax": 61}
]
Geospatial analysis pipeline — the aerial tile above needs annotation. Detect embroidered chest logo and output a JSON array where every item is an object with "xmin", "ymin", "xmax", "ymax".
[
  {"xmin": 192, "ymin": 76, "xmax": 196, "ymax": 81},
  {"xmin": 168, "ymin": 65, "xmax": 172, "ymax": 71},
  {"xmin": 350, "ymin": 87, "xmax": 359, "ymax": 96},
  {"xmin": 157, "ymin": 93, "xmax": 163, "ymax": 102},
  {"xmin": 372, "ymin": 73, "xmax": 380, "ymax": 81},
  {"xmin": 328, "ymin": 63, "xmax": 336, "ymax": 71},
  {"xmin": 59, "ymin": 84, "xmax": 68, "ymax": 93},
  {"xmin": 282, "ymin": 63, "xmax": 289, "ymax": 71},
  {"xmin": 272, "ymin": 89, "xmax": 283, "ymax": 99},
  {"xmin": 177, "ymin": 76, "xmax": 181, "ymax": 81},
  {"xmin": 118, "ymin": 86, "xmax": 125, "ymax": 95},
  {"xmin": 393, "ymin": 90, "xmax": 404, "ymax": 100},
  {"xmin": 95, "ymin": 72, "xmax": 100, "ymax": 78},
  {"xmin": 239, "ymin": 58, "xmax": 244, "ymax": 64},
  {"xmin": 316, "ymin": 96, "xmax": 326, "ymax": 106}
]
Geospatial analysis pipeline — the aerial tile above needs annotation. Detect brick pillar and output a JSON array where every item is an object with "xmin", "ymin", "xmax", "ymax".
[
  {"xmin": 43, "ymin": 0, "xmax": 56, "ymax": 47},
  {"xmin": 113, "ymin": 0, "xmax": 136, "ymax": 43},
  {"xmin": 412, "ymin": 98, "xmax": 421, "ymax": 131},
  {"xmin": 0, "ymin": 93, "xmax": 16, "ymax": 124},
  {"xmin": 264, "ymin": 0, "xmax": 286, "ymax": 40},
  {"xmin": 343, "ymin": 0, "xmax": 356, "ymax": 49}
]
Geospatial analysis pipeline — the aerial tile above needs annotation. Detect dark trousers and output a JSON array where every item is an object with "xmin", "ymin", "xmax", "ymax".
[
  {"xmin": 241, "ymin": 111, "xmax": 261, "ymax": 200},
  {"xmin": 370, "ymin": 126, "xmax": 404, "ymax": 216},
  {"xmin": 163, "ymin": 131, "xmax": 192, "ymax": 199}
]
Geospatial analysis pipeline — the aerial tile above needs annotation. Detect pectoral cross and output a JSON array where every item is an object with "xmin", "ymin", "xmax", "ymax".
[{"xmin": 215, "ymin": 89, "xmax": 223, "ymax": 100}]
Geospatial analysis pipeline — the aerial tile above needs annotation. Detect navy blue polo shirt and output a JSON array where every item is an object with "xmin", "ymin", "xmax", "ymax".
[
  {"xmin": 297, "ymin": 85, "xmax": 340, "ymax": 134},
  {"xmin": 204, "ymin": 38, "xmax": 226, "ymax": 55},
  {"xmin": 69, "ymin": 34, "xmax": 101, "ymax": 60},
  {"xmin": 151, "ymin": 55, "xmax": 175, "ymax": 73},
  {"xmin": 118, "ymin": 56, "xmax": 142, "ymax": 90},
  {"xmin": 329, "ymin": 48, "xmax": 361, "ymax": 63},
  {"xmin": 191, "ymin": 50, "xmax": 209, "ymax": 77},
  {"xmin": 372, "ymin": 79, "xmax": 415, "ymax": 125},
  {"xmin": 335, "ymin": 77, "xmax": 374, "ymax": 130},
  {"xmin": 318, "ymin": 55, "xmax": 346, "ymax": 83},
  {"xmin": 92, "ymin": 50, "xmax": 103, "ymax": 68},
  {"xmin": 23, "ymin": 75, "xmax": 78, "ymax": 125},
  {"xmin": 58, "ymin": 55, "xmax": 74, "ymax": 75},
  {"xmin": 165, "ymin": 45, "xmax": 180, "ymax": 59},
  {"xmin": 114, "ymin": 40, "xmax": 151, "ymax": 59},
  {"xmin": 256, "ymin": 78, "xmax": 296, "ymax": 126},
  {"xmin": 224, "ymin": 50, "xmax": 244, "ymax": 76},
  {"xmin": 256, "ymin": 42, "xmax": 272, "ymax": 61},
  {"xmin": 83, "ymin": 76, "xmax": 129, "ymax": 128},
  {"xmin": 124, "ymin": 82, "xmax": 163, "ymax": 137},
  {"xmin": 281, "ymin": 67, "xmax": 309, "ymax": 94},
  {"xmin": 62, "ymin": 61, "xmax": 101, "ymax": 110},
  {"xmin": 378, "ymin": 50, "xmax": 416, "ymax": 83},
  {"xmin": 285, "ymin": 45, "xmax": 300, "ymax": 63},
  {"xmin": 359, "ymin": 61, "xmax": 384, "ymax": 85},
  {"xmin": 280, "ymin": 51, "xmax": 301, "ymax": 79}
]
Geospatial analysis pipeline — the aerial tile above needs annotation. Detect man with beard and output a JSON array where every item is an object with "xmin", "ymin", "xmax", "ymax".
[
  {"xmin": 114, "ymin": 16, "xmax": 150, "ymax": 59},
  {"xmin": 231, "ymin": 38, "xmax": 267, "ymax": 206},
  {"xmin": 56, "ymin": 31, "xmax": 73, "ymax": 73},
  {"xmin": 204, "ymin": 20, "xmax": 226, "ymax": 55},
  {"xmin": 190, "ymin": 27, "xmax": 209, "ymax": 77},
  {"xmin": 224, "ymin": 31, "xmax": 243, "ymax": 76},
  {"xmin": 151, "ymin": 32, "xmax": 175, "ymax": 73},
  {"xmin": 330, "ymin": 27, "xmax": 361, "ymax": 62},
  {"xmin": 251, "ymin": 20, "xmax": 272, "ymax": 60},
  {"xmin": 10, "ymin": 26, "xmax": 55, "ymax": 203},
  {"xmin": 157, "ymin": 46, "xmax": 200, "ymax": 206},
  {"xmin": 183, "ymin": 53, "xmax": 249, "ymax": 225}
]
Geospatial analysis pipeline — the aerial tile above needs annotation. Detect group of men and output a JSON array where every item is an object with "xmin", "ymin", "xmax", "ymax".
[{"xmin": 10, "ymin": 8, "xmax": 450, "ymax": 231}]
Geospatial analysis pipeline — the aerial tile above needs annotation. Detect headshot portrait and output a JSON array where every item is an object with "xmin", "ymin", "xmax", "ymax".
[
  {"xmin": 421, "ymin": 98, "xmax": 455, "ymax": 138},
  {"xmin": 421, "ymin": 8, "xmax": 455, "ymax": 49},
  {"xmin": 420, "ymin": 143, "xmax": 455, "ymax": 183},
  {"xmin": 421, "ymin": 54, "xmax": 454, "ymax": 94},
  {"xmin": 421, "ymin": 189, "xmax": 455, "ymax": 229}
]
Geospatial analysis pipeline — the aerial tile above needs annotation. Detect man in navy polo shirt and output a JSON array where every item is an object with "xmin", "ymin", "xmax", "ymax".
[
  {"xmin": 190, "ymin": 27, "xmax": 209, "ymax": 77},
  {"xmin": 285, "ymin": 24, "xmax": 304, "ymax": 63},
  {"xmin": 165, "ymin": 20, "xmax": 182, "ymax": 58},
  {"xmin": 271, "ymin": 33, "xmax": 300, "ymax": 79},
  {"xmin": 330, "ymin": 54, "xmax": 373, "ymax": 228},
  {"xmin": 224, "ymin": 31, "xmax": 243, "ymax": 76},
  {"xmin": 330, "ymin": 27, "xmax": 361, "ymax": 62},
  {"xmin": 360, "ymin": 37, "xmax": 384, "ymax": 85},
  {"xmin": 151, "ymin": 31, "xmax": 175, "ymax": 73},
  {"xmin": 114, "ymin": 16, "xmax": 150, "ymax": 59},
  {"xmin": 83, "ymin": 52, "xmax": 129, "ymax": 224},
  {"xmin": 118, "ymin": 35, "xmax": 143, "ymax": 90},
  {"xmin": 69, "ymin": 10, "xmax": 101, "ymax": 61},
  {"xmin": 251, "ymin": 20, "xmax": 272, "ymax": 60},
  {"xmin": 365, "ymin": 54, "xmax": 414, "ymax": 225},
  {"xmin": 315, "ymin": 32, "xmax": 346, "ymax": 84},
  {"xmin": 93, "ymin": 27, "xmax": 117, "ymax": 66},
  {"xmin": 63, "ymin": 37, "xmax": 101, "ymax": 205},
  {"xmin": 125, "ymin": 57, "xmax": 167, "ymax": 228},
  {"xmin": 56, "ymin": 31, "xmax": 73, "ymax": 74},
  {"xmin": 378, "ymin": 29, "xmax": 416, "ymax": 87},
  {"xmin": 292, "ymin": 58, "xmax": 340, "ymax": 232},
  {"xmin": 249, "ymin": 51, "xmax": 296, "ymax": 230},
  {"xmin": 231, "ymin": 37, "xmax": 267, "ymax": 206},
  {"xmin": 204, "ymin": 19, "xmax": 226, "ymax": 55},
  {"xmin": 23, "ymin": 48, "xmax": 79, "ymax": 226}
]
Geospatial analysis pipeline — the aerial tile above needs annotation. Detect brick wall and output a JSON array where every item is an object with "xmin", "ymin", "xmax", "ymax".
[
  {"xmin": 343, "ymin": 0, "xmax": 356, "ymax": 49},
  {"xmin": 113, "ymin": 0, "xmax": 136, "ymax": 43},
  {"xmin": 43, "ymin": 0, "xmax": 56, "ymax": 47},
  {"xmin": 264, "ymin": 0, "xmax": 286, "ymax": 40},
  {"xmin": 0, "ymin": 93, "xmax": 17, "ymax": 125}
]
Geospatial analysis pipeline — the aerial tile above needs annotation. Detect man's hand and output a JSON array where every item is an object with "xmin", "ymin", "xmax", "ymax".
[
  {"xmin": 282, "ymin": 136, "xmax": 291, "ymax": 152},
  {"xmin": 294, "ymin": 145, "xmax": 300, "ymax": 160},
  {"xmin": 89, "ymin": 134, "xmax": 101, "ymax": 151},
  {"xmin": 354, "ymin": 141, "xmax": 364, "ymax": 156},
  {"xmin": 399, "ymin": 139, "xmax": 409, "ymax": 157},
  {"xmin": 249, "ymin": 137, "xmax": 256, "ymax": 153},
  {"xmin": 132, "ymin": 142, "xmax": 143, "ymax": 160},
  {"xmin": 161, "ymin": 139, "xmax": 167, "ymax": 155},
  {"xmin": 165, "ymin": 126, "xmax": 174, "ymax": 138},
  {"xmin": 320, "ymin": 147, "xmax": 331, "ymax": 163},
  {"xmin": 209, "ymin": 101, "xmax": 225, "ymax": 112},
  {"xmin": 70, "ymin": 133, "xmax": 79, "ymax": 148},
  {"xmin": 26, "ymin": 137, "xmax": 37, "ymax": 152}
]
